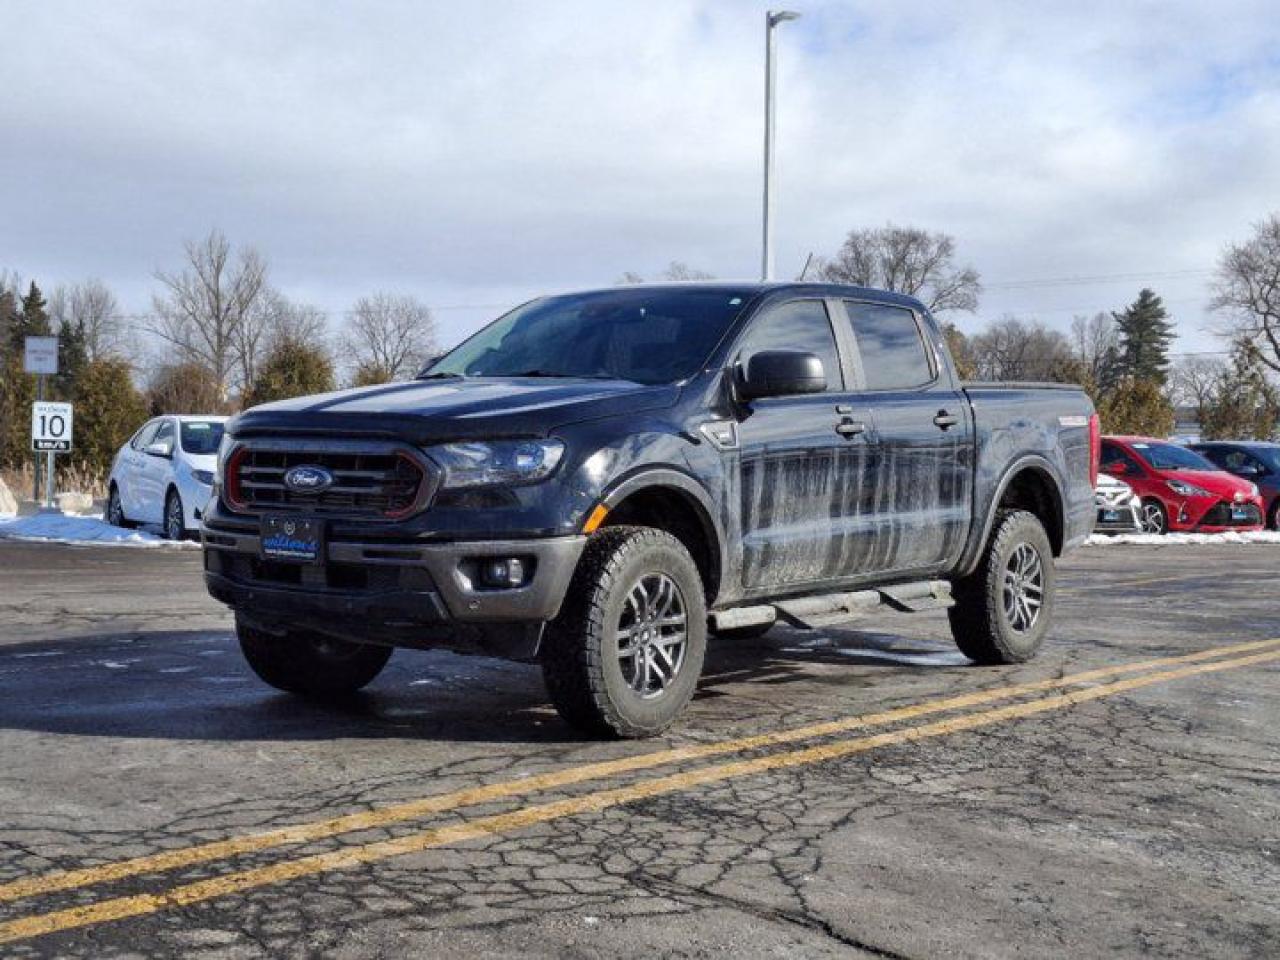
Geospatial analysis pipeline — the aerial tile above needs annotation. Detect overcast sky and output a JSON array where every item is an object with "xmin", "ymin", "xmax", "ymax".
[{"xmin": 3, "ymin": 0, "xmax": 1278, "ymax": 355}]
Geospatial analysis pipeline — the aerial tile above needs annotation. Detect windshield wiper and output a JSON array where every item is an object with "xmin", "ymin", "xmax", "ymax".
[
  {"xmin": 509, "ymin": 370, "xmax": 622, "ymax": 380},
  {"xmin": 417, "ymin": 371, "xmax": 464, "ymax": 380}
]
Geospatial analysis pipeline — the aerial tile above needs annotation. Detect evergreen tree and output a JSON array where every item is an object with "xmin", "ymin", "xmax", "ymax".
[
  {"xmin": 1200, "ymin": 343, "xmax": 1280, "ymax": 441},
  {"xmin": 14, "ymin": 282, "xmax": 53, "ymax": 349},
  {"xmin": 244, "ymin": 338, "xmax": 336, "ymax": 407},
  {"xmin": 1096, "ymin": 377, "xmax": 1176, "ymax": 437},
  {"xmin": 56, "ymin": 318, "xmax": 90, "ymax": 400},
  {"xmin": 1112, "ymin": 288, "xmax": 1176, "ymax": 384},
  {"xmin": 69, "ymin": 357, "xmax": 149, "ymax": 474}
]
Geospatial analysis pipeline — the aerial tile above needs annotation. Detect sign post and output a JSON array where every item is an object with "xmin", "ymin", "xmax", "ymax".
[
  {"xmin": 31, "ymin": 402, "xmax": 73, "ymax": 509},
  {"xmin": 25, "ymin": 336, "xmax": 62, "ymax": 508}
]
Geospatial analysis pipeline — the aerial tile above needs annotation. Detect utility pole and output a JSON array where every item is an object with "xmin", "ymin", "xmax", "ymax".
[{"xmin": 762, "ymin": 9, "xmax": 800, "ymax": 281}]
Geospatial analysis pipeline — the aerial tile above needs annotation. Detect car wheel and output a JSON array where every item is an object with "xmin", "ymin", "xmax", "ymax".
[
  {"xmin": 1139, "ymin": 498, "xmax": 1168, "ymax": 535},
  {"xmin": 1268, "ymin": 499, "xmax": 1280, "ymax": 532},
  {"xmin": 237, "ymin": 616, "xmax": 393, "ymax": 697},
  {"xmin": 541, "ymin": 526, "xmax": 707, "ymax": 739},
  {"xmin": 107, "ymin": 485, "xmax": 136, "ymax": 529},
  {"xmin": 948, "ymin": 509, "xmax": 1055, "ymax": 665},
  {"xmin": 164, "ymin": 489, "xmax": 186, "ymax": 541}
]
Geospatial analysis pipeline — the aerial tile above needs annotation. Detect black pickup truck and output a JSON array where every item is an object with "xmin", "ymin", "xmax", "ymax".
[{"xmin": 203, "ymin": 282, "xmax": 1098, "ymax": 737}]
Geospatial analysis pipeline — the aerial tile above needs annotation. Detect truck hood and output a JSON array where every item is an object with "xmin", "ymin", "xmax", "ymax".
[{"xmin": 229, "ymin": 377, "xmax": 678, "ymax": 443}]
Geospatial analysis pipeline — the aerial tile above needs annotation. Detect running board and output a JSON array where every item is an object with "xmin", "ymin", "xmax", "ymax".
[{"xmin": 711, "ymin": 580, "xmax": 953, "ymax": 632}]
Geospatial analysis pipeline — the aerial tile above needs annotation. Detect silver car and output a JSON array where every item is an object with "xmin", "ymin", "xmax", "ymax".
[
  {"xmin": 106, "ymin": 416, "xmax": 227, "ymax": 539},
  {"xmin": 1094, "ymin": 472, "xmax": 1142, "ymax": 534}
]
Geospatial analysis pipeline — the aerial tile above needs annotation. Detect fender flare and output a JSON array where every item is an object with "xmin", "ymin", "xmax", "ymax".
[
  {"xmin": 599, "ymin": 467, "xmax": 728, "ymax": 604},
  {"xmin": 959, "ymin": 454, "xmax": 1067, "ymax": 576}
]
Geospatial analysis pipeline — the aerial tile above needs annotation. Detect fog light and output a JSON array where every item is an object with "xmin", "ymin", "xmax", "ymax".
[{"xmin": 481, "ymin": 557, "xmax": 526, "ymax": 588}]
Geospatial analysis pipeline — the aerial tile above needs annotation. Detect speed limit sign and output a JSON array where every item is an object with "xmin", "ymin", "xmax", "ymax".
[{"xmin": 32, "ymin": 402, "xmax": 73, "ymax": 452}]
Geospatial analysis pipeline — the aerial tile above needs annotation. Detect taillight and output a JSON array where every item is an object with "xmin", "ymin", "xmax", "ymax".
[
  {"xmin": 1088, "ymin": 412, "xmax": 1101, "ymax": 488},
  {"xmin": 223, "ymin": 446, "xmax": 248, "ymax": 512}
]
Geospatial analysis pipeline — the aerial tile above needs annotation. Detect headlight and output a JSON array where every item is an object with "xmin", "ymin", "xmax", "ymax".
[
  {"xmin": 193, "ymin": 469, "xmax": 215, "ymax": 486},
  {"xmin": 427, "ymin": 439, "xmax": 565, "ymax": 490},
  {"xmin": 1166, "ymin": 479, "xmax": 1211, "ymax": 498}
]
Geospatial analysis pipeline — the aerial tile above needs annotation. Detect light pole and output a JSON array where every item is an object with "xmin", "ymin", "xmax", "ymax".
[{"xmin": 762, "ymin": 9, "xmax": 800, "ymax": 281}]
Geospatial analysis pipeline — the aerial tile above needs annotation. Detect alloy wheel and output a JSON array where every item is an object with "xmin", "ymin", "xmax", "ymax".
[
  {"xmin": 165, "ymin": 495, "xmax": 184, "ymax": 540},
  {"xmin": 616, "ymin": 572, "xmax": 688, "ymax": 700},
  {"xmin": 1140, "ymin": 501, "xmax": 1166, "ymax": 535},
  {"xmin": 1002, "ymin": 542, "xmax": 1044, "ymax": 634}
]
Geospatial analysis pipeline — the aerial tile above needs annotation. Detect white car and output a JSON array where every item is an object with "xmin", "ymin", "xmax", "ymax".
[
  {"xmin": 107, "ymin": 415, "xmax": 228, "ymax": 539},
  {"xmin": 1093, "ymin": 472, "xmax": 1142, "ymax": 534}
]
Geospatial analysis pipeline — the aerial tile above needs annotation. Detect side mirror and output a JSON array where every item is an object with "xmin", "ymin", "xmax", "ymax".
[
  {"xmin": 738, "ymin": 350, "xmax": 826, "ymax": 401},
  {"xmin": 1102, "ymin": 461, "xmax": 1129, "ymax": 476},
  {"xmin": 145, "ymin": 440, "xmax": 173, "ymax": 459}
]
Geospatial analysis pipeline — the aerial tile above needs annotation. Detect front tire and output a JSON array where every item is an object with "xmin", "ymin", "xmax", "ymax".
[
  {"xmin": 1268, "ymin": 499, "xmax": 1280, "ymax": 532},
  {"xmin": 1139, "ymin": 498, "xmax": 1168, "ymax": 535},
  {"xmin": 948, "ymin": 510, "xmax": 1055, "ymax": 665},
  {"xmin": 163, "ymin": 488, "xmax": 186, "ymax": 541},
  {"xmin": 238, "ymin": 616, "xmax": 393, "ymax": 697},
  {"xmin": 541, "ymin": 526, "xmax": 707, "ymax": 739},
  {"xmin": 107, "ymin": 485, "xmax": 135, "ymax": 529}
]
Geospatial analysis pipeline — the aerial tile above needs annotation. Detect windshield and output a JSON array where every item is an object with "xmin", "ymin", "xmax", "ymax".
[
  {"xmin": 1131, "ymin": 441, "xmax": 1218, "ymax": 472},
  {"xmin": 423, "ymin": 287, "xmax": 755, "ymax": 385},
  {"xmin": 180, "ymin": 421, "xmax": 225, "ymax": 455}
]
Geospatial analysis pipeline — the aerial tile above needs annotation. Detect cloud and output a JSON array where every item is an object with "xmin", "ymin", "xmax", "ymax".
[{"xmin": 2, "ymin": 0, "xmax": 1278, "ymax": 350}]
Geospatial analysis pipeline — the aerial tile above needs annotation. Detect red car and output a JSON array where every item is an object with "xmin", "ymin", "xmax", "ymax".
[{"xmin": 1100, "ymin": 436, "xmax": 1265, "ymax": 534}]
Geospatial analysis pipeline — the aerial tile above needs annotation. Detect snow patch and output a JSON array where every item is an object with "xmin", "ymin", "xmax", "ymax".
[
  {"xmin": 1086, "ymin": 531, "xmax": 1280, "ymax": 546},
  {"xmin": 0, "ymin": 513, "xmax": 199, "ymax": 549}
]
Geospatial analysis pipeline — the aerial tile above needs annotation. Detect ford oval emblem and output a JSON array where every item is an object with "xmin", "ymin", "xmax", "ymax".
[{"xmin": 284, "ymin": 464, "xmax": 334, "ymax": 494}]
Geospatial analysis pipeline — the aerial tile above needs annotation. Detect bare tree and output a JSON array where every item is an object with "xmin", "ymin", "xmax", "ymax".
[
  {"xmin": 817, "ymin": 223, "xmax": 981, "ymax": 313},
  {"xmin": 49, "ymin": 279, "xmax": 123, "ymax": 360},
  {"xmin": 1069, "ymin": 311, "xmax": 1122, "ymax": 390},
  {"xmin": 616, "ymin": 262, "xmax": 715, "ymax": 284},
  {"xmin": 969, "ymin": 316, "xmax": 1079, "ymax": 382},
  {"xmin": 1211, "ymin": 213, "xmax": 1280, "ymax": 374},
  {"xmin": 1169, "ymin": 356, "xmax": 1225, "ymax": 425},
  {"xmin": 149, "ymin": 229, "xmax": 269, "ymax": 398},
  {"xmin": 253, "ymin": 290, "xmax": 330, "ymax": 352},
  {"xmin": 343, "ymin": 293, "xmax": 438, "ymax": 384}
]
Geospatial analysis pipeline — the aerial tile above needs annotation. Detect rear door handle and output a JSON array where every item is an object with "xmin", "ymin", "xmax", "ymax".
[
  {"xmin": 933, "ymin": 410, "xmax": 959, "ymax": 430},
  {"xmin": 835, "ymin": 420, "xmax": 866, "ymax": 438}
]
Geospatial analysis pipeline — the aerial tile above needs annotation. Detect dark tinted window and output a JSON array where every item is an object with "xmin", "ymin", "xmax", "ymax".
[
  {"xmin": 736, "ymin": 300, "xmax": 842, "ymax": 392},
  {"xmin": 1101, "ymin": 442, "xmax": 1143, "ymax": 474},
  {"xmin": 843, "ymin": 302, "xmax": 933, "ymax": 390},
  {"xmin": 1130, "ymin": 441, "xmax": 1217, "ymax": 471},
  {"xmin": 426, "ymin": 287, "xmax": 755, "ymax": 385},
  {"xmin": 180, "ymin": 421, "xmax": 225, "ymax": 455}
]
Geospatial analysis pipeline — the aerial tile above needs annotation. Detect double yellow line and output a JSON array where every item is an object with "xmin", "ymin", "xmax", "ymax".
[{"xmin": 2, "ymin": 637, "xmax": 1277, "ymax": 945}]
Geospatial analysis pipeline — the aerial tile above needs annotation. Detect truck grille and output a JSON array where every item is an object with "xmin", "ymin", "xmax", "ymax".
[{"xmin": 227, "ymin": 442, "xmax": 435, "ymax": 519}]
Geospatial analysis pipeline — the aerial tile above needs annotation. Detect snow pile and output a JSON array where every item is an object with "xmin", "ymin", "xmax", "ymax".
[
  {"xmin": 1087, "ymin": 530, "xmax": 1280, "ymax": 547},
  {"xmin": 0, "ymin": 512, "xmax": 199, "ymax": 549}
]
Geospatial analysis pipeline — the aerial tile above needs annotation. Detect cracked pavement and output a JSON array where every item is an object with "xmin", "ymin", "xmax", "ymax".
[{"xmin": 0, "ymin": 541, "xmax": 1277, "ymax": 958}]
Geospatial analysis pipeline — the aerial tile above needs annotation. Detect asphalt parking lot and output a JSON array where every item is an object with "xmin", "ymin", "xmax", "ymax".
[{"xmin": 0, "ymin": 541, "xmax": 1277, "ymax": 959}]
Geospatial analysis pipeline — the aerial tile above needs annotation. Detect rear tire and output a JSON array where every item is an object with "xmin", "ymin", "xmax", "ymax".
[
  {"xmin": 107, "ymin": 485, "xmax": 136, "ymax": 529},
  {"xmin": 237, "ymin": 616, "xmax": 392, "ymax": 697},
  {"xmin": 948, "ymin": 509, "xmax": 1055, "ymax": 665},
  {"xmin": 1268, "ymin": 499, "xmax": 1280, "ymax": 532},
  {"xmin": 541, "ymin": 526, "xmax": 707, "ymax": 739}
]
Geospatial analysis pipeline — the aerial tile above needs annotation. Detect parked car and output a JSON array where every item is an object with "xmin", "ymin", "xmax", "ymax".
[
  {"xmin": 107, "ymin": 416, "xmax": 228, "ymax": 539},
  {"xmin": 1189, "ymin": 441, "xmax": 1280, "ymax": 530},
  {"xmin": 203, "ymin": 282, "xmax": 1097, "ymax": 737},
  {"xmin": 1093, "ymin": 473, "xmax": 1141, "ymax": 533},
  {"xmin": 1100, "ymin": 436, "xmax": 1264, "ymax": 535}
]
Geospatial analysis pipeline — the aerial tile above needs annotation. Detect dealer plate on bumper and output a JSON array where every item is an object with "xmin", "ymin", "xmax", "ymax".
[{"xmin": 260, "ymin": 515, "xmax": 324, "ymax": 563}]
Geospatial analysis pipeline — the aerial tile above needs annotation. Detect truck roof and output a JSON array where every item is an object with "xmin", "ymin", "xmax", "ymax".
[{"xmin": 573, "ymin": 281, "xmax": 930, "ymax": 313}]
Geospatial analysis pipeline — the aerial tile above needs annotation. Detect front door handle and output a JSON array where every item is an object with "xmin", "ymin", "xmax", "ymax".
[
  {"xmin": 835, "ymin": 419, "xmax": 866, "ymax": 438},
  {"xmin": 933, "ymin": 410, "xmax": 959, "ymax": 430}
]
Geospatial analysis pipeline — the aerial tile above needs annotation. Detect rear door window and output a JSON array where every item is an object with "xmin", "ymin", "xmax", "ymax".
[{"xmin": 842, "ymin": 302, "xmax": 934, "ymax": 390}]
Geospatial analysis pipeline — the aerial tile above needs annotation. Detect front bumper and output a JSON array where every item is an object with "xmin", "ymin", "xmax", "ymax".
[
  {"xmin": 1167, "ymin": 498, "xmax": 1264, "ymax": 532},
  {"xmin": 202, "ymin": 527, "xmax": 586, "ymax": 658}
]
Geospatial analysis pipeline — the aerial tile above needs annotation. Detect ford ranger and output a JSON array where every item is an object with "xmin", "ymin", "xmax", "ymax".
[{"xmin": 202, "ymin": 282, "xmax": 1099, "ymax": 737}]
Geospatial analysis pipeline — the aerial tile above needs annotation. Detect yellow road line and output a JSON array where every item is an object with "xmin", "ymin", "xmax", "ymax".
[
  {"xmin": 2, "ymin": 645, "xmax": 1275, "ymax": 946},
  {"xmin": 2, "ymin": 636, "xmax": 1276, "ymax": 906}
]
